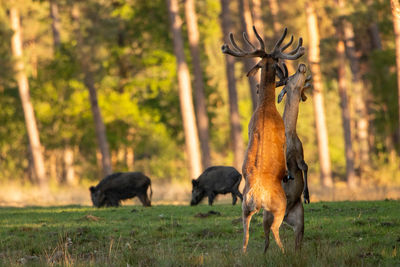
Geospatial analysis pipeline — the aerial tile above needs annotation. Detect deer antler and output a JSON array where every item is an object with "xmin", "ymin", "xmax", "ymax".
[
  {"xmin": 221, "ymin": 26, "xmax": 266, "ymax": 58},
  {"xmin": 271, "ymin": 28, "xmax": 305, "ymax": 60},
  {"xmin": 275, "ymin": 62, "xmax": 289, "ymax": 87}
]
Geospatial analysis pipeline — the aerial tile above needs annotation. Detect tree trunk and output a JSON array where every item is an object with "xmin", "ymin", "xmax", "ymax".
[
  {"xmin": 184, "ymin": 0, "xmax": 211, "ymax": 169},
  {"xmin": 267, "ymin": 0, "xmax": 280, "ymax": 39},
  {"xmin": 220, "ymin": 0, "xmax": 244, "ymax": 171},
  {"xmin": 125, "ymin": 146, "xmax": 135, "ymax": 171},
  {"xmin": 64, "ymin": 147, "xmax": 77, "ymax": 186},
  {"xmin": 71, "ymin": 4, "xmax": 112, "ymax": 176},
  {"xmin": 239, "ymin": 0, "xmax": 259, "ymax": 111},
  {"xmin": 336, "ymin": 21, "xmax": 357, "ymax": 188},
  {"xmin": 10, "ymin": 7, "xmax": 48, "ymax": 189},
  {"xmin": 391, "ymin": 0, "xmax": 400, "ymax": 149},
  {"xmin": 342, "ymin": 19, "xmax": 370, "ymax": 177},
  {"xmin": 50, "ymin": 0, "xmax": 61, "ymax": 49},
  {"xmin": 305, "ymin": 1, "xmax": 333, "ymax": 188},
  {"xmin": 251, "ymin": 0, "xmax": 264, "ymax": 40},
  {"xmin": 166, "ymin": 0, "xmax": 203, "ymax": 179}
]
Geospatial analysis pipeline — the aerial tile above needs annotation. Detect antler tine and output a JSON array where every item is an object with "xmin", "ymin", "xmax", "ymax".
[
  {"xmin": 283, "ymin": 62, "xmax": 288, "ymax": 77},
  {"xmin": 275, "ymin": 62, "xmax": 289, "ymax": 87},
  {"xmin": 275, "ymin": 63, "xmax": 284, "ymax": 80},
  {"xmin": 287, "ymin": 37, "xmax": 303, "ymax": 55},
  {"xmin": 252, "ymin": 26, "xmax": 265, "ymax": 51},
  {"xmin": 272, "ymin": 27, "xmax": 287, "ymax": 52},
  {"xmin": 277, "ymin": 87, "xmax": 287, "ymax": 103},
  {"xmin": 222, "ymin": 28, "xmax": 267, "ymax": 58},
  {"xmin": 229, "ymin": 33, "xmax": 245, "ymax": 53},
  {"xmin": 243, "ymin": 32, "xmax": 256, "ymax": 50},
  {"xmin": 281, "ymin": 35, "xmax": 294, "ymax": 52}
]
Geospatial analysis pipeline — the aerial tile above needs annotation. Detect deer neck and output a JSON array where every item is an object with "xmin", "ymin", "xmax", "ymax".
[
  {"xmin": 283, "ymin": 96, "xmax": 300, "ymax": 136},
  {"xmin": 258, "ymin": 58, "xmax": 276, "ymax": 107}
]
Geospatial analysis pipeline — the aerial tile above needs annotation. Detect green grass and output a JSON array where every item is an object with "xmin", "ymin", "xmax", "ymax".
[{"xmin": 0, "ymin": 200, "xmax": 399, "ymax": 266}]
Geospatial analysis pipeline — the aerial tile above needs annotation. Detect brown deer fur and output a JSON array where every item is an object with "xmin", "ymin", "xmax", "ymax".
[
  {"xmin": 222, "ymin": 27, "xmax": 304, "ymax": 253},
  {"xmin": 272, "ymin": 63, "xmax": 311, "ymax": 250}
]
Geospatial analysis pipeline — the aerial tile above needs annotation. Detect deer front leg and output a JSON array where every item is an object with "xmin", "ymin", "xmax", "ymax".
[{"xmin": 296, "ymin": 156, "xmax": 309, "ymax": 203}]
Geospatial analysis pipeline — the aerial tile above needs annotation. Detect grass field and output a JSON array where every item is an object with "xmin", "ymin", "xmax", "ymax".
[{"xmin": 0, "ymin": 200, "xmax": 399, "ymax": 266}]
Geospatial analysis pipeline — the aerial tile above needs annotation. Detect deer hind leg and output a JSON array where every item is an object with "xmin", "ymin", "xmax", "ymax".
[
  {"xmin": 262, "ymin": 210, "xmax": 274, "ymax": 253},
  {"xmin": 242, "ymin": 199, "xmax": 258, "ymax": 253},
  {"xmin": 284, "ymin": 200, "xmax": 304, "ymax": 251},
  {"xmin": 269, "ymin": 194, "xmax": 286, "ymax": 253}
]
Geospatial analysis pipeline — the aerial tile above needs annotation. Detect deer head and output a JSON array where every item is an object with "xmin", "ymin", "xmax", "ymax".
[
  {"xmin": 221, "ymin": 26, "xmax": 305, "ymax": 77},
  {"xmin": 276, "ymin": 63, "xmax": 312, "ymax": 104}
]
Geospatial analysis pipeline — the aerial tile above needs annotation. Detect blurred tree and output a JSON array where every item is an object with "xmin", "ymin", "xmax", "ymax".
[
  {"xmin": 239, "ymin": 0, "xmax": 258, "ymax": 111},
  {"xmin": 267, "ymin": 0, "xmax": 280, "ymax": 39},
  {"xmin": 342, "ymin": 5, "xmax": 370, "ymax": 177},
  {"xmin": 9, "ymin": 6, "xmax": 48, "ymax": 189},
  {"xmin": 391, "ymin": 0, "xmax": 400, "ymax": 151},
  {"xmin": 335, "ymin": 0, "xmax": 357, "ymax": 188},
  {"xmin": 305, "ymin": 0, "xmax": 333, "ymax": 188},
  {"xmin": 220, "ymin": 0, "xmax": 244, "ymax": 170},
  {"xmin": 184, "ymin": 0, "xmax": 211, "ymax": 169},
  {"xmin": 71, "ymin": 3, "xmax": 112, "ymax": 176},
  {"xmin": 251, "ymin": 0, "xmax": 264, "ymax": 40},
  {"xmin": 49, "ymin": 0, "xmax": 61, "ymax": 49},
  {"xmin": 166, "ymin": 0, "xmax": 202, "ymax": 178}
]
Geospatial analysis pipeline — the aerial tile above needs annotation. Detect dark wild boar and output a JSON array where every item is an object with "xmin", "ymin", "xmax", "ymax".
[
  {"xmin": 89, "ymin": 172, "xmax": 152, "ymax": 207},
  {"xmin": 190, "ymin": 166, "xmax": 243, "ymax": 206}
]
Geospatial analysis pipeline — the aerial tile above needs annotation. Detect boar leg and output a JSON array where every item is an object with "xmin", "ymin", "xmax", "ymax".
[
  {"xmin": 284, "ymin": 200, "xmax": 304, "ymax": 250},
  {"xmin": 138, "ymin": 193, "xmax": 151, "ymax": 207},
  {"xmin": 231, "ymin": 193, "xmax": 237, "ymax": 205},
  {"xmin": 207, "ymin": 192, "xmax": 215, "ymax": 206},
  {"xmin": 232, "ymin": 178, "xmax": 243, "ymax": 203}
]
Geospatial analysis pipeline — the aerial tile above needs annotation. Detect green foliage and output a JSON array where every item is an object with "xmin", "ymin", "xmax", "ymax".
[
  {"xmin": 0, "ymin": 201, "xmax": 399, "ymax": 266},
  {"xmin": 0, "ymin": 0, "xmax": 399, "ymax": 185}
]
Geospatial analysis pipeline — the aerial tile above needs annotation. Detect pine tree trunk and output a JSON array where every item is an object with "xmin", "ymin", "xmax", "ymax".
[
  {"xmin": 166, "ymin": 0, "xmax": 203, "ymax": 179},
  {"xmin": 64, "ymin": 147, "xmax": 77, "ymax": 186},
  {"xmin": 251, "ymin": 0, "xmax": 264, "ymax": 39},
  {"xmin": 184, "ymin": 0, "xmax": 211, "ymax": 169},
  {"xmin": 239, "ymin": 0, "xmax": 259, "ymax": 111},
  {"xmin": 336, "ymin": 22, "xmax": 357, "ymax": 189},
  {"xmin": 342, "ymin": 19, "xmax": 370, "ymax": 177},
  {"xmin": 267, "ymin": 0, "xmax": 280, "ymax": 39},
  {"xmin": 50, "ymin": 0, "xmax": 61, "ymax": 49},
  {"xmin": 71, "ymin": 4, "xmax": 112, "ymax": 176},
  {"xmin": 391, "ymin": 0, "xmax": 400, "ymax": 149},
  {"xmin": 10, "ymin": 7, "xmax": 48, "ymax": 189},
  {"xmin": 305, "ymin": 1, "xmax": 333, "ymax": 188},
  {"xmin": 220, "ymin": 0, "xmax": 244, "ymax": 171}
]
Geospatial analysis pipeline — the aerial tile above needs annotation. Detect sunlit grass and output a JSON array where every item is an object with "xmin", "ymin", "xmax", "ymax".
[{"xmin": 0, "ymin": 201, "xmax": 399, "ymax": 266}]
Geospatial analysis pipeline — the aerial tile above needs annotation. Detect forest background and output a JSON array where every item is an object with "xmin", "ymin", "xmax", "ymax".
[{"xmin": 0, "ymin": 0, "xmax": 399, "ymax": 206}]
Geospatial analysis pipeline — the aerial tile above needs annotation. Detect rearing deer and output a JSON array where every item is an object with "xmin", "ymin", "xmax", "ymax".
[
  {"xmin": 222, "ymin": 27, "xmax": 304, "ymax": 253},
  {"xmin": 271, "ymin": 62, "xmax": 311, "ymax": 250}
]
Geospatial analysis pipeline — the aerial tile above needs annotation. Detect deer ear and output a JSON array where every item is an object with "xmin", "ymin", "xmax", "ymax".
[
  {"xmin": 301, "ymin": 92, "xmax": 308, "ymax": 102},
  {"xmin": 89, "ymin": 186, "xmax": 96, "ymax": 193},
  {"xmin": 277, "ymin": 88, "xmax": 287, "ymax": 103}
]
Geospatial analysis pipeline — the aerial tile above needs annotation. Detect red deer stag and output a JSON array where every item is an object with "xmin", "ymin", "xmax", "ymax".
[
  {"xmin": 222, "ymin": 27, "xmax": 304, "ymax": 253},
  {"xmin": 274, "ymin": 62, "xmax": 311, "ymax": 250}
]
